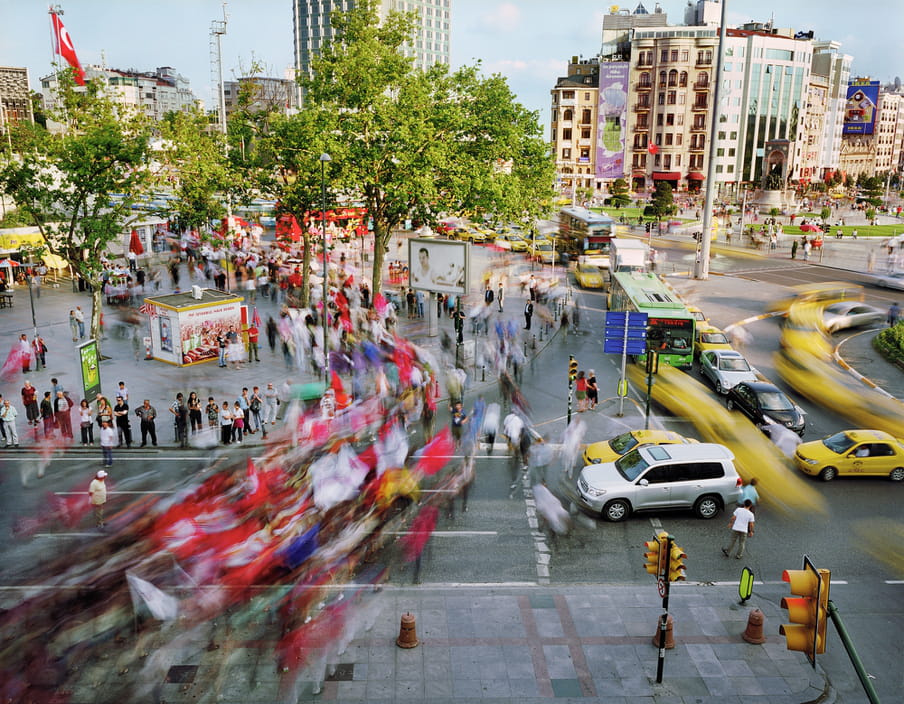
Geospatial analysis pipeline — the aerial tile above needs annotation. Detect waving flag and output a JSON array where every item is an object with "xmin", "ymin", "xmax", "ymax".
[{"xmin": 51, "ymin": 13, "xmax": 86, "ymax": 86}]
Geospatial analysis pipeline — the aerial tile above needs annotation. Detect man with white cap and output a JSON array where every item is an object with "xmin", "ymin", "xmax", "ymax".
[{"xmin": 89, "ymin": 470, "xmax": 108, "ymax": 528}]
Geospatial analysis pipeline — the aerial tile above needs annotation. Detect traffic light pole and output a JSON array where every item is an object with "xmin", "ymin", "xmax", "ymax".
[
  {"xmin": 655, "ymin": 534, "xmax": 673, "ymax": 684},
  {"xmin": 826, "ymin": 601, "xmax": 882, "ymax": 704},
  {"xmin": 567, "ymin": 355, "xmax": 575, "ymax": 425}
]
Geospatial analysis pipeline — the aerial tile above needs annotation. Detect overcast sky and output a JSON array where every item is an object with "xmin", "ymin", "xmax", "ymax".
[{"xmin": 2, "ymin": 0, "xmax": 902, "ymax": 132}]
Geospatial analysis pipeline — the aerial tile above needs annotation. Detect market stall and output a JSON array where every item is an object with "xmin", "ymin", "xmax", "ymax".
[{"xmin": 141, "ymin": 288, "xmax": 244, "ymax": 366}]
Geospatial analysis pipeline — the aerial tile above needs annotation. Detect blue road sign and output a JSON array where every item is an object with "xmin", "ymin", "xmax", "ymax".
[{"xmin": 605, "ymin": 311, "xmax": 649, "ymax": 355}]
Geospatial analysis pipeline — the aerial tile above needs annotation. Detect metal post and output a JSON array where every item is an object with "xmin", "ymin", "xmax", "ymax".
[
  {"xmin": 656, "ymin": 535, "xmax": 673, "ymax": 684},
  {"xmin": 26, "ymin": 265, "xmax": 38, "ymax": 338},
  {"xmin": 567, "ymin": 354, "xmax": 574, "ymax": 425},
  {"xmin": 827, "ymin": 601, "xmax": 882, "ymax": 704},
  {"xmin": 617, "ymin": 318, "xmax": 629, "ymax": 417},
  {"xmin": 320, "ymin": 153, "xmax": 331, "ymax": 382}
]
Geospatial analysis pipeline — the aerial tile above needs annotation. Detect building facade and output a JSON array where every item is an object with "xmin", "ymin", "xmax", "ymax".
[
  {"xmin": 292, "ymin": 0, "xmax": 451, "ymax": 105},
  {"xmin": 549, "ymin": 58, "xmax": 601, "ymax": 199},
  {"xmin": 839, "ymin": 84, "xmax": 904, "ymax": 180},
  {"xmin": 0, "ymin": 66, "xmax": 34, "ymax": 135},
  {"xmin": 223, "ymin": 76, "xmax": 297, "ymax": 117}
]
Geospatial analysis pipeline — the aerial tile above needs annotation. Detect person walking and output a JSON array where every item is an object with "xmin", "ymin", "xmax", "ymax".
[
  {"xmin": 68, "ymin": 310, "xmax": 79, "ymax": 342},
  {"xmin": 75, "ymin": 306, "xmax": 85, "ymax": 339},
  {"xmin": 135, "ymin": 399, "xmax": 158, "ymax": 447},
  {"xmin": 722, "ymin": 499, "xmax": 755, "ymax": 559},
  {"xmin": 524, "ymin": 300, "xmax": 534, "ymax": 330},
  {"xmin": 450, "ymin": 401, "xmax": 468, "ymax": 447},
  {"xmin": 497, "ymin": 282, "xmax": 505, "ymax": 312},
  {"xmin": 78, "ymin": 399, "xmax": 95, "ymax": 446},
  {"xmin": 738, "ymin": 477, "xmax": 759, "ymax": 512},
  {"xmin": 263, "ymin": 382, "xmax": 279, "ymax": 427},
  {"xmin": 21, "ymin": 380, "xmax": 39, "ymax": 428},
  {"xmin": 99, "ymin": 420, "xmax": 116, "ymax": 468},
  {"xmin": 1, "ymin": 399, "xmax": 19, "ymax": 447},
  {"xmin": 887, "ymin": 302, "xmax": 900, "ymax": 327},
  {"xmin": 89, "ymin": 470, "xmax": 108, "ymax": 528},
  {"xmin": 113, "ymin": 396, "xmax": 132, "ymax": 448}
]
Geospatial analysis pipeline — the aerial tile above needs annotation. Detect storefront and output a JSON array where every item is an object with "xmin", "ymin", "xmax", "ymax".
[{"xmin": 141, "ymin": 288, "xmax": 244, "ymax": 366}]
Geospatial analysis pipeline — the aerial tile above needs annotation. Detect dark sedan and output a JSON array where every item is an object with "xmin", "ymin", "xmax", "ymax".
[{"xmin": 725, "ymin": 381, "xmax": 806, "ymax": 436}]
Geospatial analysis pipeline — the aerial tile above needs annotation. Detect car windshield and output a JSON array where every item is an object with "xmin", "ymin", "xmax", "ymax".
[
  {"xmin": 609, "ymin": 433, "xmax": 639, "ymax": 455},
  {"xmin": 719, "ymin": 358, "xmax": 751, "ymax": 371},
  {"xmin": 758, "ymin": 391, "xmax": 794, "ymax": 411},
  {"xmin": 822, "ymin": 431, "xmax": 857, "ymax": 454},
  {"xmin": 702, "ymin": 333, "xmax": 729, "ymax": 344},
  {"xmin": 579, "ymin": 265, "xmax": 600, "ymax": 274},
  {"xmin": 615, "ymin": 449, "xmax": 650, "ymax": 481}
]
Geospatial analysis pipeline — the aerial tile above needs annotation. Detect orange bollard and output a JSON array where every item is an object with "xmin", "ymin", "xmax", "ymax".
[
  {"xmin": 396, "ymin": 611, "xmax": 419, "ymax": 649},
  {"xmin": 651, "ymin": 614, "xmax": 675, "ymax": 649},
  {"xmin": 742, "ymin": 608, "xmax": 766, "ymax": 644}
]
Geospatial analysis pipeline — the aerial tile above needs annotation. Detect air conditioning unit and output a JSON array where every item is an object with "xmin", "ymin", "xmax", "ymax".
[{"xmin": 191, "ymin": 285, "xmax": 203, "ymax": 300}]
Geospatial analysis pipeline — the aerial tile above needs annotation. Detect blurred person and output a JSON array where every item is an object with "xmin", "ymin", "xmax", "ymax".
[
  {"xmin": 722, "ymin": 499, "xmax": 755, "ymax": 559},
  {"xmin": 739, "ymin": 477, "xmax": 759, "ymax": 512},
  {"xmin": 99, "ymin": 420, "xmax": 115, "ymax": 467},
  {"xmin": 887, "ymin": 302, "xmax": 900, "ymax": 327},
  {"xmin": 78, "ymin": 399, "xmax": 94, "ymax": 446},
  {"xmin": 263, "ymin": 382, "xmax": 279, "ymax": 426},
  {"xmin": 482, "ymin": 401, "xmax": 500, "ymax": 452},
  {"xmin": 533, "ymin": 481, "xmax": 571, "ymax": 546},
  {"xmin": 88, "ymin": 470, "xmax": 108, "ymax": 528}
]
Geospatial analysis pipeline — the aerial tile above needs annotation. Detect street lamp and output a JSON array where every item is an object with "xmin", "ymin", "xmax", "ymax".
[{"xmin": 319, "ymin": 153, "xmax": 331, "ymax": 383}]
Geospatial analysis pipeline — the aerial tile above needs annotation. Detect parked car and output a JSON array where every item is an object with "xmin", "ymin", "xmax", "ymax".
[
  {"xmin": 582, "ymin": 429, "xmax": 697, "ymax": 465},
  {"xmin": 726, "ymin": 381, "xmax": 806, "ymax": 436},
  {"xmin": 576, "ymin": 443, "xmax": 742, "ymax": 522},
  {"xmin": 698, "ymin": 349, "xmax": 759, "ymax": 394},
  {"xmin": 821, "ymin": 301, "xmax": 885, "ymax": 333},
  {"xmin": 794, "ymin": 429, "xmax": 904, "ymax": 481}
]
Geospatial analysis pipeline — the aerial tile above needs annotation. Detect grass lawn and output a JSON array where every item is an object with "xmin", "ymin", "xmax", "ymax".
[
  {"xmin": 779, "ymin": 223, "xmax": 904, "ymax": 239},
  {"xmin": 591, "ymin": 205, "xmax": 695, "ymax": 223}
]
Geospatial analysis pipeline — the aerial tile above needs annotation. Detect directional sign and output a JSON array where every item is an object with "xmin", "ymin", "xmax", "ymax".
[{"xmin": 605, "ymin": 311, "xmax": 649, "ymax": 355}]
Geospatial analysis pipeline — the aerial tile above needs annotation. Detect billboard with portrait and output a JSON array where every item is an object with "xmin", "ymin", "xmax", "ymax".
[
  {"xmin": 408, "ymin": 238, "xmax": 469, "ymax": 296},
  {"xmin": 595, "ymin": 61, "xmax": 629, "ymax": 179},
  {"xmin": 843, "ymin": 80, "xmax": 880, "ymax": 135}
]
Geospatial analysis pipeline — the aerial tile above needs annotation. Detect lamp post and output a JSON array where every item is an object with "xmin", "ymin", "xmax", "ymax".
[{"xmin": 319, "ymin": 153, "xmax": 331, "ymax": 383}]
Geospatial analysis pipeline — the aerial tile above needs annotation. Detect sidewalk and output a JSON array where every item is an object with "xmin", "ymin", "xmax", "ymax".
[{"xmin": 55, "ymin": 583, "xmax": 826, "ymax": 703}]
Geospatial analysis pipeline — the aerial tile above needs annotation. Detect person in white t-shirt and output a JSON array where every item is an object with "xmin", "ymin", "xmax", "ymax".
[{"xmin": 722, "ymin": 499, "xmax": 755, "ymax": 559}]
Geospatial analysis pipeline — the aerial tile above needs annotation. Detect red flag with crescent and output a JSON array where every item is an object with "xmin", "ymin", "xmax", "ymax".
[{"xmin": 51, "ymin": 13, "xmax": 86, "ymax": 86}]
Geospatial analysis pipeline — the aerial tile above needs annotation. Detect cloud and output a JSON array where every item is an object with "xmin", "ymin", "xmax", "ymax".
[{"xmin": 480, "ymin": 3, "xmax": 522, "ymax": 33}]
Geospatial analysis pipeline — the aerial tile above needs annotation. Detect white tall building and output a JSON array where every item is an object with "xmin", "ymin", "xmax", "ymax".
[
  {"xmin": 292, "ymin": 0, "xmax": 451, "ymax": 104},
  {"xmin": 811, "ymin": 41, "xmax": 853, "ymax": 179}
]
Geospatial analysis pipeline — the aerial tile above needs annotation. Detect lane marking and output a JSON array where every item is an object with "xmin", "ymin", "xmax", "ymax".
[{"xmin": 53, "ymin": 490, "xmax": 176, "ymax": 496}]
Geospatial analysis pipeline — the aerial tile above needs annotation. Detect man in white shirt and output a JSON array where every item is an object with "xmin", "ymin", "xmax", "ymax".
[
  {"xmin": 89, "ymin": 470, "xmax": 108, "ymax": 528},
  {"xmin": 722, "ymin": 499, "xmax": 755, "ymax": 559}
]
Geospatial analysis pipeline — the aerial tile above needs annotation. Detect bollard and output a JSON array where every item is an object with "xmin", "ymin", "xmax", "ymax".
[
  {"xmin": 396, "ymin": 612, "xmax": 419, "ymax": 649},
  {"xmin": 531, "ymin": 334, "xmax": 537, "ymax": 350},
  {"xmin": 651, "ymin": 613, "xmax": 675, "ymax": 649},
  {"xmin": 742, "ymin": 608, "xmax": 766, "ymax": 644},
  {"xmin": 481, "ymin": 364, "xmax": 485, "ymax": 382}
]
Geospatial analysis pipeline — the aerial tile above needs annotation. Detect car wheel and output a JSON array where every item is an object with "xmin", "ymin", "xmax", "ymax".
[
  {"xmin": 602, "ymin": 499, "xmax": 631, "ymax": 522},
  {"xmin": 726, "ymin": 397, "xmax": 735, "ymax": 410},
  {"xmin": 890, "ymin": 467, "xmax": 904, "ymax": 482},
  {"xmin": 715, "ymin": 380, "xmax": 724, "ymax": 394},
  {"xmin": 819, "ymin": 466, "xmax": 837, "ymax": 482},
  {"xmin": 693, "ymin": 495, "xmax": 722, "ymax": 519}
]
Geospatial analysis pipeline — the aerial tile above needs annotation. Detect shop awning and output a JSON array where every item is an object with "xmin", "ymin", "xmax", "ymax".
[
  {"xmin": 631, "ymin": 170, "xmax": 646, "ymax": 178},
  {"xmin": 652, "ymin": 172, "xmax": 680, "ymax": 180},
  {"xmin": 42, "ymin": 253, "xmax": 69, "ymax": 270},
  {"xmin": 687, "ymin": 172, "xmax": 705, "ymax": 180}
]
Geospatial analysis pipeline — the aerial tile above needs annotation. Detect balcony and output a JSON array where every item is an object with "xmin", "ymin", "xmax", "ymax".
[
  {"xmin": 634, "ymin": 103, "xmax": 651, "ymax": 112},
  {"xmin": 691, "ymin": 102, "xmax": 708, "ymax": 112},
  {"xmin": 558, "ymin": 97, "xmax": 576, "ymax": 107},
  {"xmin": 578, "ymin": 138, "xmax": 592, "ymax": 148},
  {"xmin": 634, "ymin": 123, "xmax": 649, "ymax": 131},
  {"xmin": 560, "ymin": 120, "xmax": 573, "ymax": 129},
  {"xmin": 693, "ymin": 81, "xmax": 710, "ymax": 90},
  {"xmin": 631, "ymin": 143, "xmax": 649, "ymax": 151},
  {"xmin": 636, "ymin": 82, "xmax": 652, "ymax": 91},
  {"xmin": 637, "ymin": 58, "xmax": 653, "ymax": 68},
  {"xmin": 689, "ymin": 143, "xmax": 705, "ymax": 152},
  {"xmin": 690, "ymin": 123, "xmax": 706, "ymax": 132},
  {"xmin": 695, "ymin": 58, "xmax": 712, "ymax": 67}
]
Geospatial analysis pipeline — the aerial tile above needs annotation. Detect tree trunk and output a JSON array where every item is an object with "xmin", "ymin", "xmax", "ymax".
[
  {"xmin": 371, "ymin": 220, "xmax": 389, "ymax": 297},
  {"xmin": 89, "ymin": 279, "xmax": 104, "ymax": 358}
]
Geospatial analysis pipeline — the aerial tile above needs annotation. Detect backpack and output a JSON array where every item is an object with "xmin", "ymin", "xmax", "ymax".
[{"xmin": 250, "ymin": 397, "xmax": 261, "ymax": 413}]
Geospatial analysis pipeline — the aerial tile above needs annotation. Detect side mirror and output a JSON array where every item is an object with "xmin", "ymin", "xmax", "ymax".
[{"xmin": 638, "ymin": 479, "xmax": 649, "ymax": 487}]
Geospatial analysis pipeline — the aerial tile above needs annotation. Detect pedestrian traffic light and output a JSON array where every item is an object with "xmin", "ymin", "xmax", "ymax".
[
  {"xmin": 667, "ymin": 544, "xmax": 687, "ymax": 582},
  {"xmin": 779, "ymin": 557, "xmax": 830, "ymax": 667},
  {"xmin": 643, "ymin": 531, "xmax": 668, "ymax": 576},
  {"xmin": 645, "ymin": 222, "xmax": 652, "ymax": 233},
  {"xmin": 568, "ymin": 356, "xmax": 578, "ymax": 381}
]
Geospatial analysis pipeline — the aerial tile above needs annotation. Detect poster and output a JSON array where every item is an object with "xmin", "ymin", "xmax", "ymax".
[
  {"xmin": 595, "ymin": 62, "xmax": 629, "ymax": 179},
  {"xmin": 408, "ymin": 238, "xmax": 470, "ymax": 296},
  {"xmin": 178, "ymin": 302, "xmax": 241, "ymax": 365},
  {"xmin": 78, "ymin": 339, "xmax": 101, "ymax": 400},
  {"xmin": 159, "ymin": 316, "xmax": 174, "ymax": 353}
]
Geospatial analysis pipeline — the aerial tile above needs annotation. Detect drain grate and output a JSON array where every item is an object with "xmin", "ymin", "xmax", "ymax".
[
  {"xmin": 325, "ymin": 663, "xmax": 354, "ymax": 682},
  {"xmin": 165, "ymin": 665, "xmax": 198, "ymax": 684}
]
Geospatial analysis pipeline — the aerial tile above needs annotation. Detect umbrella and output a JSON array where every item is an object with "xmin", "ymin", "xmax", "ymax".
[
  {"xmin": 0, "ymin": 259, "xmax": 20, "ymax": 267},
  {"xmin": 129, "ymin": 229, "xmax": 144, "ymax": 256}
]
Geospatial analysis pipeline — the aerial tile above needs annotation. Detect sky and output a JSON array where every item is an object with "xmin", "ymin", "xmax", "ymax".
[{"xmin": 2, "ymin": 0, "xmax": 902, "ymax": 135}]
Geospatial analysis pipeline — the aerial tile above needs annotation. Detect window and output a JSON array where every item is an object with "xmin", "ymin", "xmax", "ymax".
[
  {"xmin": 681, "ymin": 50, "xmax": 689, "ymax": 62},
  {"xmin": 679, "ymin": 71, "xmax": 688, "ymax": 87},
  {"xmin": 718, "ymin": 131, "xmax": 726, "ymax": 140},
  {"xmin": 581, "ymin": 108, "xmax": 592, "ymax": 124},
  {"xmin": 675, "ymin": 134, "xmax": 682, "ymax": 145},
  {"xmin": 581, "ymin": 128, "xmax": 591, "ymax": 139},
  {"xmin": 668, "ymin": 69, "xmax": 678, "ymax": 86},
  {"xmin": 716, "ymin": 148, "xmax": 724, "ymax": 156},
  {"xmin": 579, "ymin": 148, "xmax": 590, "ymax": 161},
  {"xmin": 657, "ymin": 114, "xmax": 664, "ymax": 126},
  {"xmin": 563, "ymin": 91, "xmax": 575, "ymax": 99},
  {"xmin": 675, "ymin": 154, "xmax": 682, "ymax": 166},
  {"xmin": 562, "ymin": 148, "xmax": 571, "ymax": 159},
  {"xmin": 667, "ymin": 91, "xmax": 676, "ymax": 105},
  {"xmin": 654, "ymin": 154, "xmax": 661, "ymax": 166},
  {"xmin": 728, "ymin": 148, "xmax": 736, "ymax": 157},
  {"xmin": 658, "ymin": 92, "xmax": 665, "ymax": 105},
  {"xmin": 698, "ymin": 71, "xmax": 709, "ymax": 86},
  {"xmin": 665, "ymin": 133, "xmax": 673, "ymax": 145},
  {"xmin": 639, "ymin": 71, "xmax": 651, "ymax": 86},
  {"xmin": 661, "ymin": 49, "xmax": 669, "ymax": 62},
  {"xmin": 584, "ymin": 92, "xmax": 590, "ymax": 100},
  {"xmin": 666, "ymin": 113, "xmax": 675, "ymax": 126},
  {"xmin": 563, "ymin": 109, "xmax": 573, "ymax": 121},
  {"xmin": 659, "ymin": 71, "xmax": 667, "ymax": 86},
  {"xmin": 671, "ymin": 49, "xmax": 678, "ymax": 62},
  {"xmin": 663, "ymin": 153, "xmax": 671, "ymax": 168},
  {"xmin": 562, "ymin": 128, "xmax": 572, "ymax": 140},
  {"xmin": 676, "ymin": 114, "xmax": 684, "ymax": 126}
]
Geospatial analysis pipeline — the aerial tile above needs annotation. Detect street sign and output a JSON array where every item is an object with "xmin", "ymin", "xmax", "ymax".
[
  {"xmin": 605, "ymin": 311, "xmax": 648, "ymax": 355},
  {"xmin": 658, "ymin": 577, "xmax": 667, "ymax": 598}
]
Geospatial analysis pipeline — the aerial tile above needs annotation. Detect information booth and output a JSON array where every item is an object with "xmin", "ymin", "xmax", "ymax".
[{"xmin": 142, "ymin": 288, "xmax": 244, "ymax": 366}]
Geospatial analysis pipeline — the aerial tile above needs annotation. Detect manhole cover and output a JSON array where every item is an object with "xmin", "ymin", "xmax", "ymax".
[
  {"xmin": 325, "ymin": 663, "xmax": 354, "ymax": 682},
  {"xmin": 165, "ymin": 665, "xmax": 198, "ymax": 684}
]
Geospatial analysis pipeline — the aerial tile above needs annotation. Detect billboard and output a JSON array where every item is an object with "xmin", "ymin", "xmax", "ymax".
[
  {"xmin": 408, "ymin": 238, "xmax": 469, "ymax": 296},
  {"xmin": 595, "ymin": 62, "xmax": 629, "ymax": 179},
  {"xmin": 843, "ymin": 80, "xmax": 880, "ymax": 135},
  {"xmin": 78, "ymin": 339, "xmax": 101, "ymax": 400}
]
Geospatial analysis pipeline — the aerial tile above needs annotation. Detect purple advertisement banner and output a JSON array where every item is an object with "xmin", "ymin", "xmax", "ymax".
[
  {"xmin": 595, "ymin": 62, "xmax": 629, "ymax": 179},
  {"xmin": 843, "ymin": 80, "xmax": 880, "ymax": 136}
]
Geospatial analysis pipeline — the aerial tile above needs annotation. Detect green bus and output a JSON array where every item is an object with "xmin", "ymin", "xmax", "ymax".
[{"xmin": 608, "ymin": 271, "xmax": 695, "ymax": 369}]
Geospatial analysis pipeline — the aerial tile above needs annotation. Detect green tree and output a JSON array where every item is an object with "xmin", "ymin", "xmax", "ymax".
[
  {"xmin": 820, "ymin": 206, "xmax": 831, "ymax": 228},
  {"xmin": 609, "ymin": 178, "xmax": 631, "ymax": 209},
  {"xmin": 865, "ymin": 207, "xmax": 876, "ymax": 224},
  {"xmin": 303, "ymin": 0, "xmax": 553, "ymax": 295},
  {"xmin": 0, "ymin": 74, "xmax": 150, "ymax": 349},
  {"xmin": 649, "ymin": 181, "xmax": 676, "ymax": 222}
]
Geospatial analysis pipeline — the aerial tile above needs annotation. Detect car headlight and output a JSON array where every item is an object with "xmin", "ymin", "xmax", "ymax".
[
  {"xmin": 585, "ymin": 486, "xmax": 607, "ymax": 497},
  {"xmin": 801, "ymin": 457, "xmax": 819, "ymax": 465},
  {"xmin": 590, "ymin": 458, "xmax": 601, "ymax": 464}
]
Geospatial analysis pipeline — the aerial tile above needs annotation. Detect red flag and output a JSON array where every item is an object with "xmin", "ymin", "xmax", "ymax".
[
  {"xmin": 251, "ymin": 306, "xmax": 262, "ymax": 328},
  {"xmin": 414, "ymin": 428, "xmax": 454, "ymax": 476},
  {"xmin": 129, "ymin": 229, "xmax": 144, "ymax": 256},
  {"xmin": 51, "ymin": 13, "xmax": 86, "ymax": 86},
  {"xmin": 647, "ymin": 143, "xmax": 659, "ymax": 155}
]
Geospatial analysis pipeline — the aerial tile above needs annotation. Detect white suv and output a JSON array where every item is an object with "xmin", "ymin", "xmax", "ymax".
[{"xmin": 577, "ymin": 443, "xmax": 742, "ymax": 522}]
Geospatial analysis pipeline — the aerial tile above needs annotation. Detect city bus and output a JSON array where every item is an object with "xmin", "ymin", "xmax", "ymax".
[
  {"xmin": 558, "ymin": 206, "xmax": 616, "ymax": 261},
  {"xmin": 608, "ymin": 271, "xmax": 695, "ymax": 369}
]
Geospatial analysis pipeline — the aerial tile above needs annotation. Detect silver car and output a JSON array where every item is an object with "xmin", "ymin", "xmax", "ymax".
[
  {"xmin": 576, "ymin": 443, "xmax": 742, "ymax": 522},
  {"xmin": 821, "ymin": 301, "xmax": 884, "ymax": 333},
  {"xmin": 699, "ymin": 349, "xmax": 759, "ymax": 394}
]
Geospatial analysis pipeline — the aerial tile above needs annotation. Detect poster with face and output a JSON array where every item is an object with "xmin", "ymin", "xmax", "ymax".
[
  {"xmin": 408, "ymin": 238, "xmax": 470, "ymax": 296},
  {"xmin": 178, "ymin": 301, "xmax": 243, "ymax": 365},
  {"xmin": 158, "ymin": 316, "xmax": 174, "ymax": 353}
]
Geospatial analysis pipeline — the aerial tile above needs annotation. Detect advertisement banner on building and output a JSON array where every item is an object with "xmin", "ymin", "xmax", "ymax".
[
  {"xmin": 595, "ymin": 62, "xmax": 629, "ymax": 180},
  {"xmin": 842, "ymin": 80, "xmax": 880, "ymax": 135}
]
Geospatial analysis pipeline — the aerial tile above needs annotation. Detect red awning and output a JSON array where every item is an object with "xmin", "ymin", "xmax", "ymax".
[
  {"xmin": 652, "ymin": 171, "xmax": 680, "ymax": 180},
  {"xmin": 687, "ymin": 172, "xmax": 705, "ymax": 180}
]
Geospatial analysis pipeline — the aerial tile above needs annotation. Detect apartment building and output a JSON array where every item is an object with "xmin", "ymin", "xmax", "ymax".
[
  {"xmin": 840, "ymin": 85, "xmax": 904, "ymax": 179},
  {"xmin": 223, "ymin": 76, "xmax": 297, "ymax": 117},
  {"xmin": 0, "ymin": 66, "xmax": 34, "ymax": 133},
  {"xmin": 550, "ymin": 58, "xmax": 601, "ymax": 198}
]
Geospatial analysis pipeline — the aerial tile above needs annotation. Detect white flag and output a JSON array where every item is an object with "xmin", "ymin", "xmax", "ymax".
[{"xmin": 126, "ymin": 571, "xmax": 179, "ymax": 621}]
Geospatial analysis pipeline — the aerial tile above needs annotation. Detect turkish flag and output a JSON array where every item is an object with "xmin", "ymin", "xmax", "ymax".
[
  {"xmin": 647, "ymin": 143, "xmax": 659, "ymax": 155},
  {"xmin": 51, "ymin": 13, "xmax": 86, "ymax": 86}
]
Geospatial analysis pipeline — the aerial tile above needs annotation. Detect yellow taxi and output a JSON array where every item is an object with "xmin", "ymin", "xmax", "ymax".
[
  {"xmin": 765, "ymin": 282, "xmax": 863, "ymax": 314},
  {"xmin": 687, "ymin": 305, "xmax": 708, "ymax": 324},
  {"xmin": 582, "ymin": 429, "xmax": 698, "ymax": 465},
  {"xmin": 794, "ymin": 429, "xmax": 904, "ymax": 481},
  {"xmin": 574, "ymin": 262, "xmax": 606, "ymax": 289},
  {"xmin": 694, "ymin": 324, "xmax": 732, "ymax": 359}
]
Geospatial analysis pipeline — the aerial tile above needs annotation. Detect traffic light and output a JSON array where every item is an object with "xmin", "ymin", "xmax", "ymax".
[
  {"xmin": 645, "ymin": 222, "xmax": 652, "ymax": 233},
  {"xmin": 667, "ymin": 544, "xmax": 687, "ymax": 582},
  {"xmin": 779, "ymin": 560, "xmax": 831, "ymax": 666},
  {"xmin": 568, "ymin": 356, "xmax": 578, "ymax": 382},
  {"xmin": 643, "ymin": 531, "xmax": 668, "ymax": 576}
]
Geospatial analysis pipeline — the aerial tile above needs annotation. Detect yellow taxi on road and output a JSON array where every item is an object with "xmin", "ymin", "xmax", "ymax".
[
  {"xmin": 794, "ymin": 429, "xmax": 904, "ymax": 482},
  {"xmin": 765, "ymin": 282, "xmax": 863, "ymax": 314},
  {"xmin": 583, "ymin": 430, "xmax": 697, "ymax": 465},
  {"xmin": 694, "ymin": 324, "xmax": 732, "ymax": 359},
  {"xmin": 574, "ymin": 262, "xmax": 606, "ymax": 289}
]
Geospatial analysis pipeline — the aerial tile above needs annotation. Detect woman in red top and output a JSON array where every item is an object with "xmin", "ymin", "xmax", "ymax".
[{"xmin": 575, "ymin": 370, "xmax": 588, "ymax": 412}]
